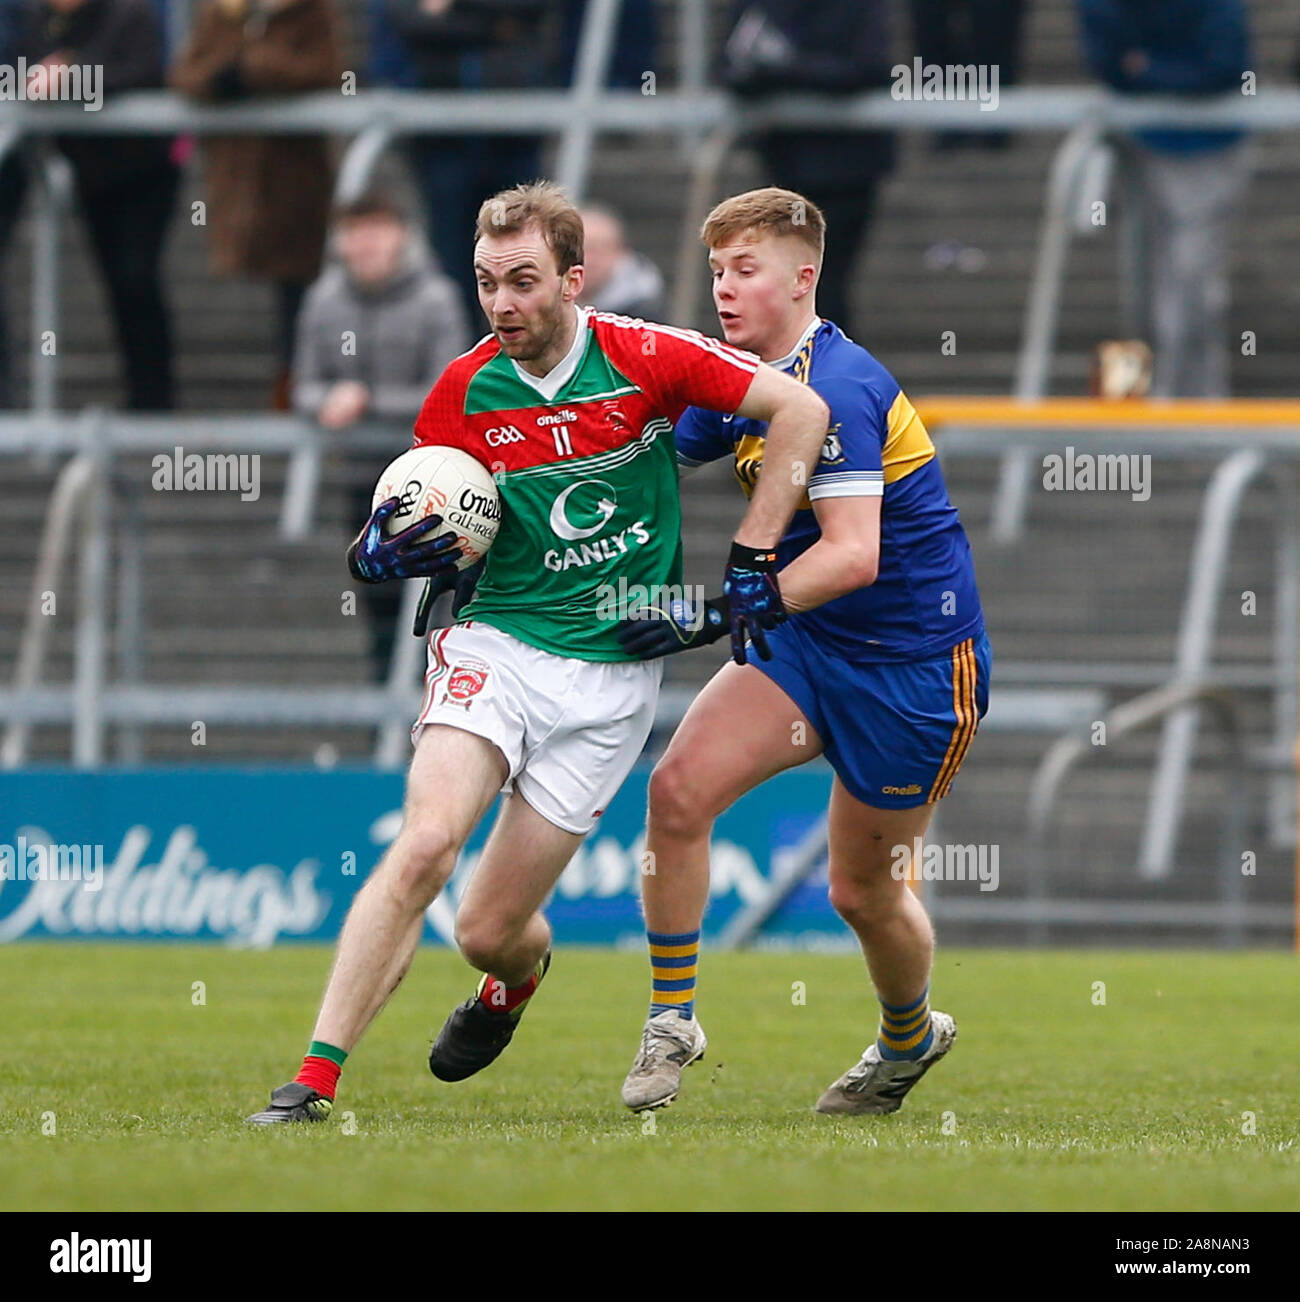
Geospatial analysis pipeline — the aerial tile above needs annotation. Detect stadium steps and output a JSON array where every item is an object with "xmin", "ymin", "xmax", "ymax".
[
  {"xmin": 1, "ymin": 0, "xmax": 1297, "ymax": 408},
  {"xmin": 1, "ymin": 0, "xmax": 1295, "ymax": 937}
]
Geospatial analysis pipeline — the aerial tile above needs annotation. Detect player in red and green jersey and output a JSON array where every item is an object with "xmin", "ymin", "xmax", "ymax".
[{"xmin": 247, "ymin": 181, "xmax": 829, "ymax": 1123}]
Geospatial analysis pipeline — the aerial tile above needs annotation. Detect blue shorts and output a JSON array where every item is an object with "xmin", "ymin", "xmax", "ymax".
[{"xmin": 754, "ymin": 624, "xmax": 992, "ymax": 810}]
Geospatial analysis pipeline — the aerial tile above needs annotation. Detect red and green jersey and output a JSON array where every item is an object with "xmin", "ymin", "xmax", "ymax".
[{"xmin": 412, "ymin": 307, "xmax": 759, "ymax": 660}]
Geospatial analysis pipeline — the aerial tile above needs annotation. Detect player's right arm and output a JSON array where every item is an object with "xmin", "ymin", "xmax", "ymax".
[
  {"xmin": 718, "ymin": 364, "xmax": 829, "ymax": 661},
  {"xmin": 629, "ymin": 321, "xmax": 828, "ymax": 662},
  {"xmin": 347, "ymin": 352, "xmax": 481, "ymax": 586},
  {"xmin": 729, "ymin": 364, "xmax": 830, "ymax": 550}
]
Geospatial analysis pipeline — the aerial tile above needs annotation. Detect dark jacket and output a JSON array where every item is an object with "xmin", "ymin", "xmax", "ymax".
[
  {"xmin": 20, "ymin": 0, "xmax": 175, "ymax": 195},
  {"xmin": 386, "ymin": 0, "xmax": 550, "ymax": 90},
  {"xmin": 0, "ymin": 0, "xmax": 22, "ymax": 63},
  {"xmin": 723, "ymin": 0, "xmax": 895, "ymax": 190},
  {"xmin": 170, "ymin": 0, "xmax": 344, "ymax": 282},
  {"xmin": 1077, "ymin": 0, "xmax": 1251, "ymax": 153},
  {"xmin": 368, "ymin": 0, "xmax": 419, "ymax": 87}
]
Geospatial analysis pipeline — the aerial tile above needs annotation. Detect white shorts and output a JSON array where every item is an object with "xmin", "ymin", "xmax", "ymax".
[{"xmin": 411, "ymin": 620, "xmax": 663, "ymax": 835}]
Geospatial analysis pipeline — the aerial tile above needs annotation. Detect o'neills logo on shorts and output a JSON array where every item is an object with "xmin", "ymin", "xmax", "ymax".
[{"xmin": 443, "ymin": 658, "xmax": 490, "ymax": 708}]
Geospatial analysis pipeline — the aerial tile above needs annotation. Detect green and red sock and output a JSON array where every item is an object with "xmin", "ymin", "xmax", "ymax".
[
  {"xmin": 294, "ymin": 1040, "xmax": 347, "ymax": 1099},
  {"xmin": 477, "ymin": 954, "xmax": 548, "ymax": 1018}
]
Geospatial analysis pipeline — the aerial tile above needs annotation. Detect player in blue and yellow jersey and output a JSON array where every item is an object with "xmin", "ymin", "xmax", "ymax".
[{"xmin": 616, "ymin": 187, "xmax": 992, "ymax": 1115}]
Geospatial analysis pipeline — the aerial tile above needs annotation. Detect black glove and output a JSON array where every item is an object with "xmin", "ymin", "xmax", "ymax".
[
  {"xmin": 412, "ymin": 557, "xmax": 485, "ymax": 638},
  {"xmin": 347, "ymin": 498, "xmax": 463, "ymax": 584},
  {"xmin": 615, "ymin": 594, "xmax": 730, "ymax": 660},
  {"xmin": 722, "ymin": 541, "xmax": 786, "ymax": 664}
]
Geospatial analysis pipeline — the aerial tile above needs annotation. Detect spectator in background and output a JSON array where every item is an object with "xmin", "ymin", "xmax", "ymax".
[
  {"xmin": 293, "ymin": 191, "xmax": 469, "ymax": 681},
  {"xmin": 909, "ymin": 1, "xmax": 1027, "ymax": 149},
  {"xmin": 387, "ymin": 0, "xmax": 553, "ymax": 326},
  {"xmin": 0, "ymin": 0, "xmax": 180, "ymax": 411},
  {"xmin": 722, "ymin": 0, "xmax": 895, "ymax": 343},
  {"xmin": 1078, "ymin": 0, "xmax": 1251, "ymax": 398},
  {"xmin": 0, "ymin": 0, "xmax": 27, "ymax": 408},
  {"xmin": 0, "ymin": 0, "xmax": 18, "ymax": 53},
  {"xmin": 171, "ymin": 0, "xmax": 344, "ymax": 407},
  {"xmin": 578, "ymin": 204, "xmax": 666, "ymax": 320},
  {"xmin": 367, "ymin": 0, "xmax": 418, "ymax": 87},
  {"xmin": 558, "ymin": 0, "xmax": 657, "ymax": 89}
]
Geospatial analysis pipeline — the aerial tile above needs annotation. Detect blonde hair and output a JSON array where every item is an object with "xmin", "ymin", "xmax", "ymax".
[
  {"xmin": 475, "ymin": 181, "xmax": 585, "ymax": 275},
  {"xmin": 701, "ymin": 187, "xmax": 825, "ymax": 265}
]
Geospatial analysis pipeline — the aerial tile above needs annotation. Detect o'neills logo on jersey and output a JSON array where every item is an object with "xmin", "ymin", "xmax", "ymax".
[
  {"xmin": 536, "ymin": 410, "xmax": 579, "ymax": 426},
  {"xmin": 444, "ymin": 658, "xmax": 490, "ymax": 707}
]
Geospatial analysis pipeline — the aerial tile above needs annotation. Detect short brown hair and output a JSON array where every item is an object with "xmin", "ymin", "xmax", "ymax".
[
  {"xmin": 474, "ymin": 180, "xmax": 585, "ymax": 275},
  {"xmin": 701, "ymin": 187, "xmax": 825, "ymax": 264}
]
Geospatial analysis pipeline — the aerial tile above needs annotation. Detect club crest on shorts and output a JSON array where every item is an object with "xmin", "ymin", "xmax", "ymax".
[{"xmin": 442, "ymin": 658, "xmax": 490, "ymax": 707}]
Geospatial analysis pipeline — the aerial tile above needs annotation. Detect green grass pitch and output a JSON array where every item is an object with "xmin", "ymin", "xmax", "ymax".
[{"xmin": 0, "ymin": 944, "xmax": 1296, "ymax": 1211}]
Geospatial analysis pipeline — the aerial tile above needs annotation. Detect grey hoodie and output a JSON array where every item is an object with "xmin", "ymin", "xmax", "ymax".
[{"xmin": 292, "ymin": 241, "xmax": 471, "ymax": 422}]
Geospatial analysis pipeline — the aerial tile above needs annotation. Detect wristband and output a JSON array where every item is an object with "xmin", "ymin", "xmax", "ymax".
[{"xmin": 727, "ymin": 541, "xmax": 779, "ymax": 572}]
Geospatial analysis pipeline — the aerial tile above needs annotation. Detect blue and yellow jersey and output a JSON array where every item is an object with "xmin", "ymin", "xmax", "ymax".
[{"xmin": 675, "ymin": 318, "xmax": 984, "ymax": 662}]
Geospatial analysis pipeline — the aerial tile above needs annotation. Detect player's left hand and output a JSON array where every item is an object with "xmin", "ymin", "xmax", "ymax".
[
  {"xmin": 615, "ymin": 595, "xmax": 730, "ymax": 659},
  {"xmin": 722, "ymin": 542, "xmax": 786, "ymax": 664}
]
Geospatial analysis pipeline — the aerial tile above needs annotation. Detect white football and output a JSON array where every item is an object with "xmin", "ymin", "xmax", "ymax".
[{"xmin": 371, "ymin": 446, "xmax": 500, "ymax": 570}]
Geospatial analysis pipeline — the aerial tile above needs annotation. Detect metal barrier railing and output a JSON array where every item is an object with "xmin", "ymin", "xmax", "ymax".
[
  {"xmin": 2, "ymin": 414, "xmax": 1296, "ymax": 938},
  {"xmin": 6, "ymin": 82, "xmax": 1300, "ymax": 415},
  {"xmin": 991, "ymin": 118, "xmax": 1105, "ymax": 543},
  {"xmin": 1026, "ymin": 680, "xmax": 1250, "ymax": 947},
  {"xmin": 921, "ymin": 411, "xmax": 1300, "ymax": 872},
  {"xmin": 4, "ymin": 415, "xmax": 1294, "ymax": 796},
  {"xmin": 0, "ymin": 430, "xmax": 99, "ymax": 766},
  {"xmin": 1141, "ymin": 451, "xmax": 1298, "ymax": 877}
]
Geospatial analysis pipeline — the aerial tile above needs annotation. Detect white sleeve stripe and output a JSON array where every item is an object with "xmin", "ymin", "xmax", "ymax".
[
  {"xmin": 677, "ymin": 453, "xmax": 704, "ymax": 468},
  {"xmin": 592, "ymin": 312, "xmax": 760, "ymax": 374},
  {"xmin": 809, "ymin": 471, "xmax": 884, "ymax": 483},
  {"xmin": 808, "ymin": 481, "xmax": 885, "ymax": 500}
]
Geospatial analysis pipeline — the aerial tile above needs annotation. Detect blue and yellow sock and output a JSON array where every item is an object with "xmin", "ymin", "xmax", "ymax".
[
  {"xmin": 876, "ymin": 987, "xmax": 933, "ymax": 1061},
  {"xmin": 647, "ymin": 929, "xmax": 699, "ymax": 1020}
]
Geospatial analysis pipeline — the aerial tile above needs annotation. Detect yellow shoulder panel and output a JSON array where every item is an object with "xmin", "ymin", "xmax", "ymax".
[{"xmin": 883, "ymin": 391, "xmax": 935, "ymax": 485}]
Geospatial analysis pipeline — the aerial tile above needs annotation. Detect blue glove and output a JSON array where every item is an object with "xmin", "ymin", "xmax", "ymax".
[
  {"xmin": 347, "ymin": 497, "xmax": 463, "ymax": 584},
  {"xmin": 615, "ymin": 594, "xmax": 730, "ymax": 660},
  {"xmin": 722, "ymin": 541, "xmax": 786, "ymax": 664},
  {"xmin": 412, "ymin": 557, "xmax": 485, "ymax": 637}
]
